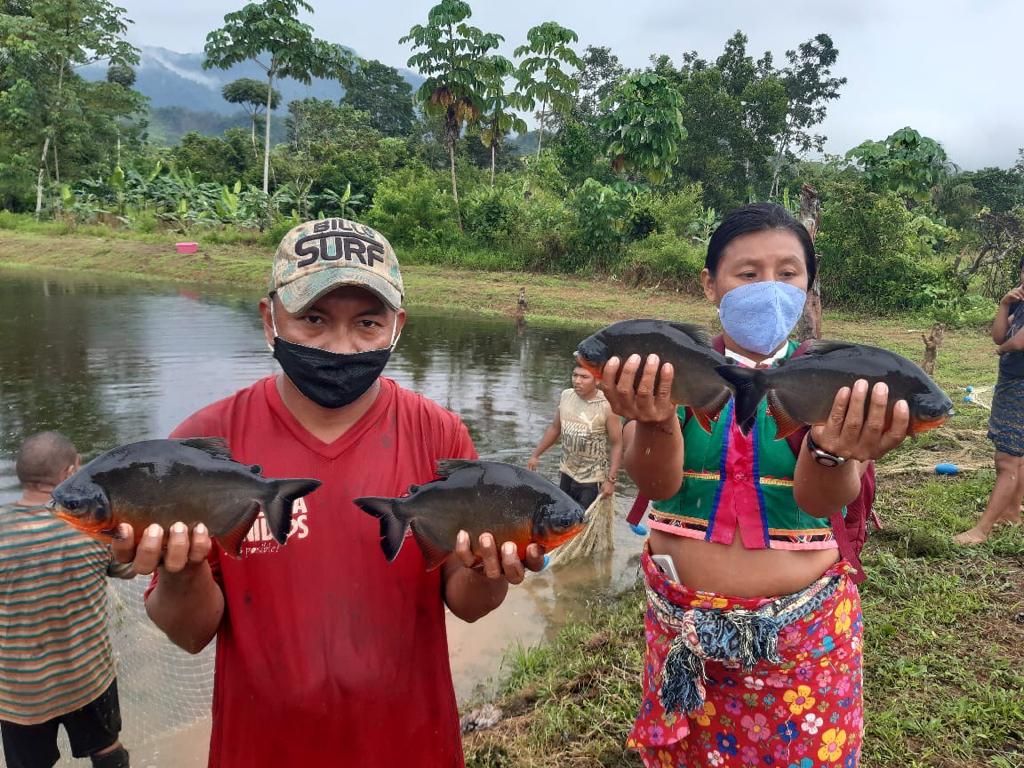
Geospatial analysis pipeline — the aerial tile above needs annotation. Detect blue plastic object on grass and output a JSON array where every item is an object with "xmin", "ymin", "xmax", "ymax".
[
  {"xmin": 541, "ymin": 554, "xmax": 550, "ymax": 570},
  {"xmin": 630, "ymin": 522, "xmax": 649, "ymax": 536},
  {"xmin": 935, "ymin": 463, "xmax": 959, "ymax": 476}
]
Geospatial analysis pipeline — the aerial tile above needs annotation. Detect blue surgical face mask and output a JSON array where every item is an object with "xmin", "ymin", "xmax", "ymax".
[{"xmin": 718, "ymin": 281, "xmax": 807, "ymax": 356}]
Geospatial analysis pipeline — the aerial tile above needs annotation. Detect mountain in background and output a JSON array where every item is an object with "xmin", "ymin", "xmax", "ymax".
[{"xmin": 80, "ymin": 46, "xmax": 424, "ymax": 144}]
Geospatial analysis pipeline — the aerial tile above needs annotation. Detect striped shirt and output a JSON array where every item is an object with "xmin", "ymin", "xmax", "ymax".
[{"xmin": 0, "ymin": 503, "xmax": 132, "ymax": 725}]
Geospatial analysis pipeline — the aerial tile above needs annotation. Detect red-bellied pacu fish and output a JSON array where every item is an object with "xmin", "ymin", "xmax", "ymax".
[
  {"xmin": 355, "ymin": 459, "xmax": 587, "ymax": 570},
  {"xmin": 574, "ymin": 319, "xmax": 733, "ymax": 432},
  {"xmin": 714, "ymin": 340, "xmax": 955, "ymax": 437},
  {"xmin": 50, "ymin": 438, "xmax": 321, "ymax": 557}
]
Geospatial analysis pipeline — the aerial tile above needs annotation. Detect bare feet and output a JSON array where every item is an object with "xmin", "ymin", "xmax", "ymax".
[
  {"xmin": 953, "ymin": 526, "xmax": 991, "ymax": 545},
  {"xmin": 954, "ymin": 511, "xmax": 1022, "ymax": 544}
]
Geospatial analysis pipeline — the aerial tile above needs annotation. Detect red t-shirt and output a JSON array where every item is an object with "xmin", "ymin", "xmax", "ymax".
[{"xmin": 151, "ymin": 376, "xmax": 476, "ymax": 768}]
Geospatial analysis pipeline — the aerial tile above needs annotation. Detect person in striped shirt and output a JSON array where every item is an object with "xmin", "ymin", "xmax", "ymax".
[{"xmin": 1, "ymin": 432, "xmax": 134, "ymax": 768}]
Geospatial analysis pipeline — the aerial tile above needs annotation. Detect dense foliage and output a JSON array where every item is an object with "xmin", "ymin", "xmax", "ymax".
[{"xmin": 2, "ymin": 0, "xmax": 1023, "ymax": 317}]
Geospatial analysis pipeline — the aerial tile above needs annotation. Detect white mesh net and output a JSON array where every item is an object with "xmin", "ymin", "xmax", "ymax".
[{"xmin": 52, "ymin": 579, "xmax": 215, "ymax": 768}]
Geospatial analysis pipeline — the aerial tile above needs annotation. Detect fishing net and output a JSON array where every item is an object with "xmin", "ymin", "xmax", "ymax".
[
  {"xmin": 547, "ymin": 494, "xmax": 615, "ymax": 568},
  {"xmin": 877, "ymin": 427, "xmax": 994, "ymax": 475},
  {"xmin": 54, "ymin": 579, "xmax": 215, "ymax": 767}
]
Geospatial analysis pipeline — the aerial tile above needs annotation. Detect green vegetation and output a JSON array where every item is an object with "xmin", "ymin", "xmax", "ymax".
[{"xmin": 3, "ymin": 0, "xmax": 1022, "ymax": 318}]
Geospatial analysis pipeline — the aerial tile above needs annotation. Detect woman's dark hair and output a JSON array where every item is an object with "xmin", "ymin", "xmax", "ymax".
[{"xmin": 705, "ymin": 203, "xmax": 817, "ymax": 286}]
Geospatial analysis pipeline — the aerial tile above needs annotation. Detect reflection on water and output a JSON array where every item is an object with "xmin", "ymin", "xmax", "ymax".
[{"xmin": 0, "ymin": 269, "xmax": 643, "ymax": 767}]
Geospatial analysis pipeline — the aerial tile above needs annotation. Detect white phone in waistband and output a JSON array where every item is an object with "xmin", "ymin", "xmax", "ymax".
[{"xmin": 651, "ymin": 554, "xmax": 680, "ymax": 583}]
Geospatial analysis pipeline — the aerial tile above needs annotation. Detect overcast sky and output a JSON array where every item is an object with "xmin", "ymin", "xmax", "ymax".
[{"xmin": 122, "ymin": 0, "xmax": 1023, "ymax": 170}]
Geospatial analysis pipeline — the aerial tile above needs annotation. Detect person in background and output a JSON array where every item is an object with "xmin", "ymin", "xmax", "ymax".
[
  {"xmin": 527, "ymin": 364, "xmax": 623, "ymax": 508},
  {"xmin": 955, "ymin": 256, "xmax": 1024, "ymax": 544},
  {"xmin": 111, "ymin": 218, "xmax": 545, "ymax": 768},
  {"xmin": 1, "ymin": 431, "xmax": 134, "ymax": 768}
]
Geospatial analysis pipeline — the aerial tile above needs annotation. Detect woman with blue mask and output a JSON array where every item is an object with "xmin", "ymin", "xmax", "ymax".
[{"xmin": 604, "ymin": 204, "xmax": 912, "ymax": 767}]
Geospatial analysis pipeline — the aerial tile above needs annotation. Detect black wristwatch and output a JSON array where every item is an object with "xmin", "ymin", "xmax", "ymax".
[{"xmin": 805, "ymin": 432, "xmax": 846, "ymax": 468}]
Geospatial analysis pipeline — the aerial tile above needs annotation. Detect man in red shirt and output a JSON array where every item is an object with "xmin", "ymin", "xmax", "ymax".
[{"xmin": 112, "ymin": 218, "xmax": 544, "ymax": 768}]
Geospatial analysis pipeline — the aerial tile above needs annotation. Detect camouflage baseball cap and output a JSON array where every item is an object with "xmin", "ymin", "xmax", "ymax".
[{"xmin": 270, "ymin": 218, "xmax": 404, "ymax": 312}]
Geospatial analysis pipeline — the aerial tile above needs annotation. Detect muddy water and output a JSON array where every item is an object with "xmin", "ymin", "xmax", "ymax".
[{"xmin": 0, "ymin": 270, "xmax": 644, "ymax": 767}]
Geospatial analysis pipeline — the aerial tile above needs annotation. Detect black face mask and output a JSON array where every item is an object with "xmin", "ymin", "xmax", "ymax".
[{"xmin": 270, "ymin": 303, "xmax": 398, "ymax": 409}]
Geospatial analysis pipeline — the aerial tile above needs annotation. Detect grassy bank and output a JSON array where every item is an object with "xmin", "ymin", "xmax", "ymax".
[{"xmin": 2, "ymin": 228, "xmax": 1021, "ymax": 767}]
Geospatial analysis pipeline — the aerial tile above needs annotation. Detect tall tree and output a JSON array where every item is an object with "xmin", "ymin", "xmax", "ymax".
[
  {"xmin": 514, "ymin": 21, "xmax": 582, "ymax": 155},
  {"xmin": 401, "ymin": 0, "xmax": 502, "ymax": 228},
  {"xmin": 342, "ymin": 58, "xmax": 416, "ymax": 137},
  {"xmin": 204, "ymin": 0, "xmax": 352, "ymax": 194},
  {"xmin": 478, "ymin": 55, "xmax": 526, "ymax": 185},
  {"xmin": 222, "ymin": 77, "xmax": 280, "ymax": 150},
  {"xmin": 847, "ymin": 126, "xmax": 953, "ymax": 208},
  {"xmin": 574, "ymin": 45, "xmax": 625, "ymax": 120},
  {"xmin": 0, "ymin": 0, "xmax": 139, "ymax": 215},
  {"xmin": 654, "ymin": 34, "xmax": 787, "ymax": 209},
  {"xmin": 768, "ymin": 34, "xmax": 846, "ymax": 197},
  {"xmin": 600, "ymin": 72, "xmax": 686, "ymax": 184}
]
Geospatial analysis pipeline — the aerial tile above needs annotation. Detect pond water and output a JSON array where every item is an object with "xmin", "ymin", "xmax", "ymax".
[{"xmin": 0, "ymin": 269, "xmax": 644, "ymax": 767}]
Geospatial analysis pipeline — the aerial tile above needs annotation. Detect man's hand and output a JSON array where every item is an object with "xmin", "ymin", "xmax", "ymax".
[
  {"xmin": 808, "ymin": 380, "xmax": 910, "ymax": 462},
  {"xmin": 526, "ymin": 456, "xmax": 540, "ymax": 472},
  {"xmin": 452, "ymin": 531, "xmax": 545, "ymax": 586},
  {"xmin": 600, "ymin": 479, "xmax": 615, "ymax": 498},
  {"xmin": 112, "ymin": 522, "xmax": 212, "ymax": 577}
]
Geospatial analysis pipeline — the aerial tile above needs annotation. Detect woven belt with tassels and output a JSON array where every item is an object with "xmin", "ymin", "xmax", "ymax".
[{"xmin": 646, "ymin": 572, "xmax": 841, "ymax": 715}]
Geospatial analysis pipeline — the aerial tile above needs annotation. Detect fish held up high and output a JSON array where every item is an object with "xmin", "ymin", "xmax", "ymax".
[
  {"xmin": 714, "ymin": 340, "xmax": 955, "ymax": 437},
  {"xmin": 355, "ymin": 460, "xmax": 587, "ymax": 570},
  {"xmin": 50, "ymin": 438, "xmax": 321, "ymax": 557},
  {"xmin": 574, "ymin": 319, "xmax": 733, "ymax": 431}
]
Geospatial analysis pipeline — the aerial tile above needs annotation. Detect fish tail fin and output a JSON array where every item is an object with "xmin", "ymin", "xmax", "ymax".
[
  {"xmin": 715, "ymin": 364, "xmax": 767, "ymax": 435},
  {"xmin": 264, "ymin": 478, "xmax": 322, "ymax": 546},
  {"xmin": 354, "ymin": 497, "xmax": 409, "ymax": 562}
]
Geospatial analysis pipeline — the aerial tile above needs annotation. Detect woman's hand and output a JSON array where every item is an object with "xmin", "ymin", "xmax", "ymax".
[
  {"xmin": 1000, "ymin": 285, "xmax": 1024, "ymax": 307},
  {"xmin": 809, "ymin": 379, "xmax": 910, "ymax": 462},
  {"xmin": 600, "ymin": 354, "xmax": 676, "ymax": 424}
]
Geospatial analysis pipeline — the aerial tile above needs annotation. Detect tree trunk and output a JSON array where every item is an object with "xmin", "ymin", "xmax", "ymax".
[
  {"xmin": 262, "ymin": 74, "xmax": 275, "ymax": 195},
  {"xmin": 921, "ymin": 323, "xmax": 944, "ymax": 376},
  {"xmin": 35, "ymin": 135, "xmax": 51, "ymax": 219},
  {"xmin": 536, "ymin": 99, "xmax": 547, "ymax": 157},
  {"xmin": 448, "ymin": 137, "xmax": 462, "ymax": 231},
  {"xmin": 795, "ymin": 184, "xmax": 822, "ymax": 342},
  {"xmin": 490, "ymin": 143, "xmax": 496, "ymax": 187},
  {"xmin": 52, "ymin": 139, "xmax": 60, "ymax": 185}
]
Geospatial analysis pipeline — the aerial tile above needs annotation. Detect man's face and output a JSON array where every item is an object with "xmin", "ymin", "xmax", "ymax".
[
  {"xmin": 261, "ymin": 286, "xmax": 406, "ymax": 354},
  {"xmin": 571, "ymin": 366, "xmax": 597, "ymax": 397}
]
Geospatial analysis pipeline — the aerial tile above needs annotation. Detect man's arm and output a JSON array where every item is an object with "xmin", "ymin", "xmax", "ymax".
[
  {"xmin": 442, "ymin": 534, "xmax": 545, "ymax": 623},
  {"xmin": 115, "ymin": 522, "xmax": 225, "ymax": 655},
  {"xmin": 602, "ymin": 405, "xmax": 623, "ymax": 497},
  {"xmin": 526, "ymin": 408, "xmax": 561, "ymax": 471}
]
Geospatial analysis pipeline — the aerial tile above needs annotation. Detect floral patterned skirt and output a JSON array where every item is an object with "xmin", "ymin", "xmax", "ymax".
[{"xmin": 627, "ymin": 549, "xmax": 863, "ymax": 768}]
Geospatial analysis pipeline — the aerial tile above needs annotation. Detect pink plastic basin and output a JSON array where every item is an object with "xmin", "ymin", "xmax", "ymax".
[{"xmin": 175, "ymin": 242, "xmax": 198, "ymax": 255}]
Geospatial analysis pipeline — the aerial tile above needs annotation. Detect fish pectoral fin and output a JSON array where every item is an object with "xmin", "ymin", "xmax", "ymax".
[
  {"xmin": 177, "ymin": 437, "xmax": 233, "ymax": 461},
  {"xmin": 101, "ymin": 525, "xmax": 132, "ymax": 541},
  {"xmin": 767, "ymin": 390, "xmax": 804, "ymax": 439},
  {"xmin": 435, "ymin": 459, "xmax": 483, "ymax": 478},
  {"xmin": 410, "ymin": 520, "xmax": 451, "ymax": 571},
  {"xmin": 215, "ymin": 504, "xmax": 261, "ymax": 559}
]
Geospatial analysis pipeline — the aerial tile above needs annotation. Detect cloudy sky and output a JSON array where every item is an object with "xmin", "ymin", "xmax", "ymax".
[{"xmin": 122, "ymin": 0, "xmax": 1022, "ymax": 170}]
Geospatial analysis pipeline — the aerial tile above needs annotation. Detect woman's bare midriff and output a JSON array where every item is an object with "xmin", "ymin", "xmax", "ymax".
[{"xmin": 649, "ymin": 528, "xmax": 839, "ymax": 598}]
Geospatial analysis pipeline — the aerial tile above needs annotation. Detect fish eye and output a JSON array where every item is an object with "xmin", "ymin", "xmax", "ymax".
[{"xmin": 64, "ymin": 499, "xmax": 79, "ymax": 511}]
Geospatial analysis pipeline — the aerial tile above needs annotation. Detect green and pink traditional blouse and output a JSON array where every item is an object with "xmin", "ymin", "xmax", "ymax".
[{"xmin": 649, "ymin": 340, "xmax": 841, "ymax": 551}]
